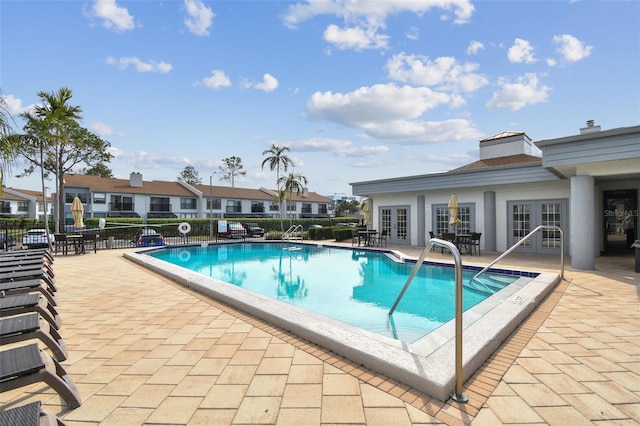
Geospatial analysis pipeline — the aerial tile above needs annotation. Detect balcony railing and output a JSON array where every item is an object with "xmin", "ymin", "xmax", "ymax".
[
  {"xmin": 149, "ymin": 203, "xmax": 172, "ymax": 212},
  {"xmin": 108, "ymin": 202, "xmax": 135, "ymax": 212},
  {"xmin": 226, "ymin": 206, "xmax": 242, "ymax": 213}
]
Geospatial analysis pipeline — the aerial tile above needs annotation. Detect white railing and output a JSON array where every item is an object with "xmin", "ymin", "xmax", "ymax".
[{"xmin": 282, "ymin": 224, "xmax": 304, "ymax": 242}]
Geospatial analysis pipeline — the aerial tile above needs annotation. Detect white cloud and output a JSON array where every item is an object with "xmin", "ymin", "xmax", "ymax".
[
  {"xmin": 106, "ymin": 56, "xmax": 172, "ymax": 73},
  {"xmin": 1, "ymin": 94, "xmax": 34, "ymax": 116},
  {"xmin": 486, "ymin": 73, "xmax": 550, "ymax": 111},
  {"xmin": 553, "ymin": 34, "xmax": 592, "ymax": 62},
  {"xmin": 466, "ymin": 40, "xmax": 484, "ymax": 55},
  {"xmin": 385, "ymin": 53, "xmax": 488, "ymax": 93},
  {"xmin": 91, "ymin": 121, "xmax": 124, "ymax": 137},
  {"xmin": 406, "ymin": 27, "xmax": 420, "ymax": 41},
  {"xmin": 88, "ymin": 0, "xmax": 135, "ymax": 33},
  {"xmin": 323, "ymin": 24, "xmax": 389, "ymax": 50},
  {"xmin": 307, "ymin": 83, "xmax": 482, "ymax": 143},
  {"xmin": 201, "ymin": 70, "xmax": 232, "ymax": 89},
  {"xmin": 283, "ymin": 1, "xmax": 474, "ymax": 51},
  {"xmin": 363, "ymin": 118, "xmax": 482, "ymax": 144},
  {"xmin": 508, "ymin": 38, "xmax": 537, "ymax": 64},
  {"xmin": 246, "ymin": 74, "xmax": 279, "ymax": 92},
  {"xmin": 110, "ymin": 147, "xmax": 191, "ymax": 170},
  {"xmin": 184, "ymin": 0, "xmax": 215, "ymax": 36},
  {"xmin": 287, "ymin": 137, "xmax": 389, "ymax": 157}
]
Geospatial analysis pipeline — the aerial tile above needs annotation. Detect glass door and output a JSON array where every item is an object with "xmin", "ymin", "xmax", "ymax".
[
  {"xmin": 380, "ymin": 206, "xmax": 409, "ymax": 245},
  {"xmin": 603, "ymin": 190, "xmax": 637, "ymax": 252}
]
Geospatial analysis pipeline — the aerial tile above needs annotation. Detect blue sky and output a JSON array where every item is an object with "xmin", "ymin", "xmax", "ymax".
[{"xmin": 2, "ymin": 0, "xmax": 639, "ymax": 197}]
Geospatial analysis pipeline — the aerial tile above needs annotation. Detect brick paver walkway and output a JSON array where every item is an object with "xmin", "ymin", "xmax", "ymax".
[{"xmin": 1, "ymin": 245, "xmax": 638, "ymax": 425}]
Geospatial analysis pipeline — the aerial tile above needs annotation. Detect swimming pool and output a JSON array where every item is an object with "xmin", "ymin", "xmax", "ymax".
[
  {"xmin": 125, "ymin": 241, "xmax": 560, "ymax": 401},
  {"xmin": 147, "ymin": 243, "xmax": 514, "ymax": 342}
]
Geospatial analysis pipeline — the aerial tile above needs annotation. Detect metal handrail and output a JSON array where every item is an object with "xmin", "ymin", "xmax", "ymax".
[
  {"xmin": 388, "ymin": 238, "xmax": 468, "ymax": 403},
  {"xmin": 471, "ymin": 225, "xmax": 564, "ymax": 283},
  {"xmin": 282, "ymin": 224, "xmax": 304, "ymax": 242}
]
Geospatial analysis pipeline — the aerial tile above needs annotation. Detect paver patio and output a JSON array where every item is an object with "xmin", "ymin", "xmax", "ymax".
[{"xmin": 1, "ymin": 244, "xmax": 638, "ymax": 425}]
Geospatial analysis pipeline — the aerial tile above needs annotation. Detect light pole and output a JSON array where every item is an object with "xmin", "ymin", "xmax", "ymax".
[{"xmin": 209, "ymin": 172, "xmax": 215, "ymax": 240}]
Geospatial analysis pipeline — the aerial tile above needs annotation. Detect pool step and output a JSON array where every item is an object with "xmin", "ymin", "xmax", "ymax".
[{"xmin": 464, "ymin": 274, "xmax": 513, "ymax": 295}]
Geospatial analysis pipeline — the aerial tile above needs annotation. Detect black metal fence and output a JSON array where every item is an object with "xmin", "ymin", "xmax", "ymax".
[{"xmin": 0, "ymin": 218, "xmax": 360, "ymax": 252}]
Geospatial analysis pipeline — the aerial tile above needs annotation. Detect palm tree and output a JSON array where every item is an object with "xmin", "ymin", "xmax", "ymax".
[
  {"xmin": 0, "ymin": 93, "xmax": 19, "ymax": 197},
  {"xmin": 261, "ymin": 144, "xmax": 293, "ymax": 230},
  {"xmin": 30, "ymin": 87, "xmax": 82, "ymax": 232},
  {"xmin": 279, "ymin": 171, "xmax": 308, "ymax": 227}
]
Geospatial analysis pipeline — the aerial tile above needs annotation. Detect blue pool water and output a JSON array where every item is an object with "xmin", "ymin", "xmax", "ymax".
[{"xmin": 148, "ymin": 243, "xmax": 518, "ymax": 342}]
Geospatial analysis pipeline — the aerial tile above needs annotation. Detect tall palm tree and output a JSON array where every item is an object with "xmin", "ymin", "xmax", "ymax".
[
  {"xmin": 261, "ymin": 144, "xmax": 293, "ymax": 230},
  {"xmin": 279, "ymin": 171, "xmax": 308, "ymax": 227},
  {"xmin": 30, "ymin": 87, "xmax": 82, "ymax": 232},
  {"xmin": 0, "ymin": 93, "xmax": 19, "ymax": 197}
]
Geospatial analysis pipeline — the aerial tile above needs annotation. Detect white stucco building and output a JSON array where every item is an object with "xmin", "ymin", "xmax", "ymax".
[{"xmin": 350, "ymin": 122, "xmax": 640, "ymax": 270}]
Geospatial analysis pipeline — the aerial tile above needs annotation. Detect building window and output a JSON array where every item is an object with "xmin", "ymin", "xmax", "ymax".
[
  {"xmin": 226, "ymin": 200, "xmax": 242, "ymax": 214},
  {"xmin": 318, "ymin": 204, "xmax": 328, "ymax": 214},
  {"xmin": 301, "ymin": 203, "xmax": 312, "ymax": 214},
  {"xmin": 93, "ymin": 193, "xmax": 106, "ymax": 204},
  {"xmin": 150, "ymin": 197, "xmax": 171, "ymax": 212},
  {"xmin": 110, "ymin": 195, "xmax": 134, "ymax": 211},
  {"xmin": 206, "ymin": 198, "xmax": 221, "ymax": 210},
  {"xmin": 0, "ymin": 201, "xmax": 10, "ymax": 214},
  {"xmin": 287, "ymin": 201, "xmax": 297, "ymax": 212},
  {"xmin": 251, "ymin": 201, "xmax": 265, "ymax": 213},
  {"xmin": 180, "ymin": 213, "xmax": 198, "ymax": 218},
  {"xmin": 269, "ymin": 201, "xmax": 279, "ymax": 212},
  {"xmin": 65, "ymin": 193, "xmax": 88, "ymax": 203},
  {"xmin": 37, "ymin": 202, "xmax": 46, "ymax": 213},
  {"xmin": 180, "ymin": 198, "xmax": 197, "ymax": 210},
  {"xmin": 17, "ymin": 201, "xmax": 28, "ymax": 212}
]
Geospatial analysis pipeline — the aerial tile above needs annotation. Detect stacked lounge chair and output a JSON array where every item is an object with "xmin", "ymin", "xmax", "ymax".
[{"xmin": 0, "ymin": 249, "xmax": 80, "ymax": 422}]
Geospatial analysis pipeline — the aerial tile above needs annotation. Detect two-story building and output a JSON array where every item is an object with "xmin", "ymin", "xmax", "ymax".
[
  {"xmin": 62, "ymin": 173, "xmax": 334, "ymax": 223},
  {"xmin": 0, "ymin": 187, "xmax": 53, "ymax": 220}
]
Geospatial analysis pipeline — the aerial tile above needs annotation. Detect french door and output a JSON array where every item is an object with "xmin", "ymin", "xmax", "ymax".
[
  {"xmin": 379, "ymin": 206, "xmax": 410, "ymax": 245},
  {"xmin": 508, "ymin": 200, "xmax": 567, "ymax": 254}
]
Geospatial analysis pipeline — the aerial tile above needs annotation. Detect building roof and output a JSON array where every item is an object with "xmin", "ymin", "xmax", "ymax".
[
  {"xmin": 480, "ymin": 131, "xmax": 529, "ymax": 142},
  {"xmin": 63, "ymin": 174, "xmax": 333, "ymax": 203},
  {"xmin": 2, "ymin": 187, "xmax": 53, "ymax": 202},
  {"xmin": 65, "ymin": 174, "xmax": 200, "ymax": 197},
  {"xmin": 452, "ymin": 154, "xmax": 542, "ymax": 171}
]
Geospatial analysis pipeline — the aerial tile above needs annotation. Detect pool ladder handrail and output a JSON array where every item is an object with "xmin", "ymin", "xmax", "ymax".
[
  {"xmin": 282, "ymin": 224, "xmax": 304, "ymax": 242},
  {"xmin": 470, "ymin": 225, "xmax": 564, "ymax": 285},
  {"xmin": 388, "ymin": 238, "xmax": 468, "ymax": 403}
]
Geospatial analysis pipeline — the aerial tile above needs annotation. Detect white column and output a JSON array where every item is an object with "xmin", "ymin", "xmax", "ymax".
[{"xmin": 571, "ymin": 175, "xmax": 595, "ymax": 270}]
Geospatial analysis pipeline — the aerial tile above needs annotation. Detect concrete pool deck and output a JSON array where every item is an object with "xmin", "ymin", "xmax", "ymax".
[{"xmin": 1, "ymin": 244, "xmax": 638, "ymax": 425}]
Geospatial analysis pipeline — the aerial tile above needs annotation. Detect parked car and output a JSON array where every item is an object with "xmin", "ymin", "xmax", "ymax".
[
  {"xmin": 0, "ymin": 233, "xmax": 17, "ymax": 249},
  {"xmin": 243, "ymin": 223, "xmax": 265, "ymax": 237},
  {"xmin": 134, "ymin": 228, "xmax": 166, "ymax": 247},
  {"xmin": 22, "ymin": 228, "xmax": 54, "ymax": 249},
  {"xmin": 218, "ymin": 222, "xmax": 247, "ymax": 239}
]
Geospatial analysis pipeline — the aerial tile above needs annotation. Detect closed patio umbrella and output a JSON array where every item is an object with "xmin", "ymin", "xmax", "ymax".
[
  {"xmin": 448, "ymin": 193, "xmax": 460, "ymax": 229},
  {"xmin": 71, "ymin": 197, "xmax": 84, "ymax": 229},
  {"xmin": 361, "ymin": 199, "xmax": 371, "ymax": 229}
]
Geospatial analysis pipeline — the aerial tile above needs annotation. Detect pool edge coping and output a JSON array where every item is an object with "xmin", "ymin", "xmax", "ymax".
[{"xmin": 124, "ymin": 243, "xmax": 560, "ymax": 401}]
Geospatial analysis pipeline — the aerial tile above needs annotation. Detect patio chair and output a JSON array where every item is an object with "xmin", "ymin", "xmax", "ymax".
[
  {"xmin": 0, "ymin": 293, "xmax": 61, "ymax": 330},
  {"xmin": 81, "ymin": 233, "xmax": 98, "ymax": 254},
  {"xmin": 428, "ymin": 231, "xmax": 436, "ymax": 252},
  {"xmin": 0, "ymin": 268, "xmax": 56, "ymax": 290},
  {"xmin": 375, "ymin": 230, "xmax": 388, "ymax": 247},
  {"xmin": 351, "ymin": 229, "xmax": 361, "ymax": 246},
  {"xmin": 0, "ymin": 343, "xmax": 81, "ymax": 409},
  {"xmin": 0, "ymin": 401, "xmax": 68, "ymax": 426},
  {"xmin": 440, "ymin": 232, "xmax": 456, "ymax": 253},
  {"xmin": 469, "ymin": 232, "xmax": 481, "ymax": 255},
  {"xmin": 0, "ymin": 249, "xmax": 53, "ymax": 264},
  {"xmin": 0, "ymin": 312, "xmax": 67, "ymax": 361},
  {"xmin": 53, "ymin": 234, "xmax": 70, "ymax": 256},
  {"xmin": 0, "ymin": 263, "xmax": 54, "ymax": 279},
  {"xmin": 0, "ymin": 278, "xmax": 58, "ymax": 306}
]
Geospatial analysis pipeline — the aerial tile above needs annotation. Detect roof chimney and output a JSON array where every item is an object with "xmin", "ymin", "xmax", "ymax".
[
  {"xmin": 580, "ymin": 120, "xmax": 601, "ymax": 134},
  {"xmin": 130, "ymin": 172, "xmax": 143, "ymax": 188}
]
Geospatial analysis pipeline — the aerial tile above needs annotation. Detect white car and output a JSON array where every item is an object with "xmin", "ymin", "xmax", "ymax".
[{"xmin": 22, "ymin": 228, "xmax": 54, "ymax": 249}]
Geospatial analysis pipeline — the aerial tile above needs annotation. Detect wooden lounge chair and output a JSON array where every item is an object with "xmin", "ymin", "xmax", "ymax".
[
  {"xmin": 0, "ymin": 263, "xmax": 54, "ymax": 279},
  {"xmin": 0, "ymin": 293, "xmax": 61, "ymax": 330},
  {"xmin": 0, "ymin": 278, "xmax": 58, "ymax": 306},
  {"xmin": 0, "ymin": 313, "xmax": 67, "ymax": 361},
  {"xmin": 0, "ymin": 401, "xmax": 68, "ymax": 426},
  {"xmin": 0, "ymin": 343, "xmax": 81, "ymax": 409}
]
